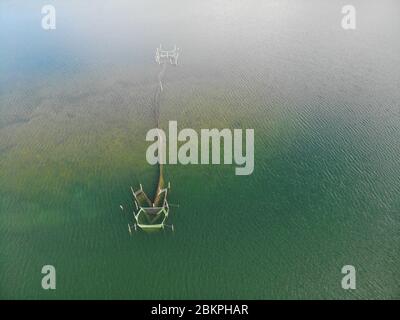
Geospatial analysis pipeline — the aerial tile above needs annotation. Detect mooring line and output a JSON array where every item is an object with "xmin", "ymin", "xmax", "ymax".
[{"xmin": 152, "ymin": 61, "xmax": 167, "ymax": 205}]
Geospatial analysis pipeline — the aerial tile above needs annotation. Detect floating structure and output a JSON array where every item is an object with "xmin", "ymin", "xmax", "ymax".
[
  {"xmin": 128, "ymin": 183, "xmax": 173, "ymax": 233},
  {"xmin": 155, "ymin": 44, "xmax": 180, "ymax": 65},
  {"xmin": 122, "ymin": 45, "xmax": 180, "ymax": 234}
]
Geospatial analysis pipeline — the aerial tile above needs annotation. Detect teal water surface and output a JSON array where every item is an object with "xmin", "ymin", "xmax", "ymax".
[{"xmin": 0, "ymin": 0, "xmax": 399, "ymax": 299}]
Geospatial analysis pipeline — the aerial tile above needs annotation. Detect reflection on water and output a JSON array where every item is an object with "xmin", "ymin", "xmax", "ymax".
[{"xmin": 0, "ymin": 0, "xmax": 399, "ymax": 299}]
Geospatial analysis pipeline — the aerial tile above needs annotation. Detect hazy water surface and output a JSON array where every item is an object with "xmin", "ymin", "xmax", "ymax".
[{"xmin": 1, "ymin": 0, "xmax": 399, "ymax": 299}]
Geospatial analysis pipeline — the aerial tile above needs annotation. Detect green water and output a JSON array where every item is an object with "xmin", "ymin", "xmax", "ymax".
[{"xmin": 1, "ymin": 0, "xmax": 399, "ymax": 299}]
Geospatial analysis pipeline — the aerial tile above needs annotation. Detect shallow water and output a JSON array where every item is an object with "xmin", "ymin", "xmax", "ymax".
[{"xmin": 1, "ymin": 0, "xmax": 399, "ymax": 299}]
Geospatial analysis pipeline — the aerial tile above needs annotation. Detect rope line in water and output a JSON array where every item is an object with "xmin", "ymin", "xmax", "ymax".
[{"xmin": 152, "ymin": 62, "xmax": 167, "ymax": 205}]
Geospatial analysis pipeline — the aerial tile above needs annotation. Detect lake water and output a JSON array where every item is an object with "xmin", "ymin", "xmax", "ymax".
[{"xmin": 1, "ymin": 0, "xmax": 399, "ymax": 299}]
